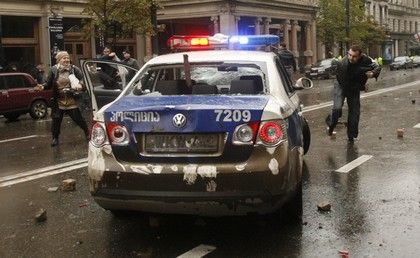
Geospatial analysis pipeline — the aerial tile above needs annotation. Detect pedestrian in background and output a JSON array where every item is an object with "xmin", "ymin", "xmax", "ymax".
[
  {"xmin": 36, "ymin": 51, "xmax": 89, "ymax": 147},
  {"xmin": 277, "ymin": 42, "xmax": 297, "ymax": 79},
  {"xmin": 325, "ymin": 45, "xmax": 381, "ymax": 143},
  {"xmin": 121, "ymin": 49, "xmax": 139, "ymax": 82}
]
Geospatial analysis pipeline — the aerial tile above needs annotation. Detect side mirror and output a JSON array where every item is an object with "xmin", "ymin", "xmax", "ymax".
[{"xmin": 293, "ymin": 77, "xmax": 313, "ymax": 90}]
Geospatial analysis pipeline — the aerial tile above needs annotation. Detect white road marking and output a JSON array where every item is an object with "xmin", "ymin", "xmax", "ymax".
[
  {"xmin": 302, "ymin": 80, "xmax": 420, "ymax": 113},
  {"xmin": 335, "ymin": 155, "xmax": 373, "ymax": 173},
  {"xmin": 177, "ymin": 244, "xmax": 216, "ymax": 258},
  {"xmin": 0, "ymin": 135, "xmax": 40, "ymax": 144},
  {"xmin": 414, "ymin": 123, "xmax": 420, "ymax": 129},
  {"xmin": 0, "ymin": 163, "xmax": 87, "ymax": 187},
  {"xmin": 0, "ymin": 158, "xmax": 88, "ymax": 187}
]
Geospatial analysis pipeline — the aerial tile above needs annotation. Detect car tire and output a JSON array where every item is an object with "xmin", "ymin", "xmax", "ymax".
[
  {"xmin": 301, "ymin": 116, "xmax": 311, "ymax": 155},
  {"xmin": 30, "ymin": 100, "xmax": 48, "ymax": 119}
]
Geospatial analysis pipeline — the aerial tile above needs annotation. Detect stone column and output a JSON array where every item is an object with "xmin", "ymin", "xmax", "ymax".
[
  {"xmin": 304, "ymin": 21, "xmax": 313, "ymax": 66},
  {"xmin": 263, "ymin": 17, "xmax": 271, "ymax": 34},
  {"xmin": 369, "ymin": 1, "xmax": 374, "ymax": 16},
  {"xmin": 219, "ymin": 14, "xmax": 236, "ymax": 35},
  {"xmin": 144, "ymin": 34, "xmax": 153, "ymax": 62},
  {"xmin": 234, "ymin": 16, "xmax": 241, "ymax": 35},
  {"xmin": 291, "ymin": 20, "xmax": 298, "ymax": 55},
  {"xmin": 381, "ymin": 4, "xmax": 386, "ymax": 26},
  {"xmin": 211, "ymin": 16, "xmax": 219, "ymax": 34},
  {"xmin": 312, "ymin": 21, "xmax": 317, "ymax": 63},
  {"xmin": 254, "ymin": 17, "xmax": 262, "ymax": 35},
  {"xmin": 39, "ymin": 15, "xmax": 51, "ymax": 66},
  {"xmin": 394, "ymin": 39, "xmax": 398, "ymax": 56},
  {"xmin": 282, "ymin": 19, "xmax": 290, "ymax": 48}
]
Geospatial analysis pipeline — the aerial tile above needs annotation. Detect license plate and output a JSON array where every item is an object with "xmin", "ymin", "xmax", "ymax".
[{"xmin": 144, "ymin": 133, "xmax": 219, "ymax": 154}]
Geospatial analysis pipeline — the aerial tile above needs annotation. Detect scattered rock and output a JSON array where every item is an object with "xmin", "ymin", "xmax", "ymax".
[
  {"xmin": 35, "ymin": 209, "xmax": 47, "ymax": 222},
  {"xmin": 79, "ymin": 203, "xmax": 88, "ymax": 208},
  {"xmin": 378, "ymin": 136, "xmax": 382, "ymax": 140},
  {"xmin": 396, "ymin": 128, "xmax": 404, "ymax": 138},
  {"xmin": 61, "ymin": 179, "xmax": 76, "ymax": 191},
  {"xmin": 379, "ymin": 243, "xmax": 383, "ymax": 247},
  {"xmin": 338, "ymin": 250, "xmax": 349, "ymax": 258},
  {"xmin": 76, "ymin": 240, "xmax": 83, "ymax": 245},
  {"xmin": 412, "ymin": 99, "xmax": 416, "ymax": 104},
  {"xmin": 318, "ymin": 223, "xmax": 323, "ymax": 229},
  {"xmin": 302, "ymin": 221, "xmax": 308, "ymax": 226},
  {"xmin": 47, "ymin": 187, "xmax": 59, "ymax": 192},
  {"xmin": 330, "ymin": 131, "xmax": 337, "ymax": 139},
  {"xmin": 317, "ymin": 201, "xmax": 331, "ymax": 212}
]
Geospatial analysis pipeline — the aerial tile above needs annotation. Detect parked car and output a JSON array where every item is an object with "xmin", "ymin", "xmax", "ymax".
[
  {"xmin": 81, "ymin": 34, "xmax": 313, "ymax": 218},
  {"xmin": 305, "ymin": 58, "xmax": 337, "ymax": 79},
  {"xmin": 412, "ymin": 56, "xmax": 420, "ymax": 68},
  {"xmin": 389, "ymin": 56, "xmax": 414, "ymax": 70},
  {"xmin": 0, "ymin": 72, "xmax": 53, "ymax": 121}
]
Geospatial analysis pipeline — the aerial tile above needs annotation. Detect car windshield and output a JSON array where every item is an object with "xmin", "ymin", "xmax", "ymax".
[
  {"xmin": 394, "ymin": 57, "xmax": 406, "ymax": 62},
  {"xmin": 128, "ymin": 62, "xmax": 268, "ymax": 96}
]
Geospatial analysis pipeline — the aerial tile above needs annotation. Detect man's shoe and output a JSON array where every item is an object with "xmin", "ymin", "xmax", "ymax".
[
  {"xmin": 51, "ymin": 138, "xmax": 59, "ymax": 147},
  {"xmin": 326, "ymin": 126, "xmax": 334, "ymax": 136},
  {"xmin": 348, "ymin": 137, "xmax": 358, "ymax": 143}
]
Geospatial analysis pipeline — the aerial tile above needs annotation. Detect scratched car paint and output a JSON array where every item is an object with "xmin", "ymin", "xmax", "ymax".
[{"xmin": 81, "ymin": 45, "xmax": 312, "ymax": 217}]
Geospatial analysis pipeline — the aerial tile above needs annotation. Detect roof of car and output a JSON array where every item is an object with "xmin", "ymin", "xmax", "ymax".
[{"xmin": 147, "ymin": 50, "xmax": 276, "ymax": 65}]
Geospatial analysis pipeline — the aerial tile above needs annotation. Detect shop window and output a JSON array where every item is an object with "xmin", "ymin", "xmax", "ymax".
[{"xmin": 2, "ymin": 16, "xmax": 36, "ymax": 38}]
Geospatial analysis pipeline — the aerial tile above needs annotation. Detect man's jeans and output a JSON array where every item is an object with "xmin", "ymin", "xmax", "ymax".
[{"xmin": 326, "ymin": 81, "xmax": 360, "ymax": 139}]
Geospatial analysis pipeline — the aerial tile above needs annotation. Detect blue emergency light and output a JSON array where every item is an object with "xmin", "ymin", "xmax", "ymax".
[{"xmin": 229, "ymin": 35, "xmax": 279, "ymax": 46}]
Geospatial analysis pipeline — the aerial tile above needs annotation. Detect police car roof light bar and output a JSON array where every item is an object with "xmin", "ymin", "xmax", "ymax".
[{"xmin": 167, "ymin": 34, "xmax": 279, "ymax": 51}]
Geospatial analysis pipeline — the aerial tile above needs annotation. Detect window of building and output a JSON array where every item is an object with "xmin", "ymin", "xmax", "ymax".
[{"xmin": 2, "ymin": 16, "xmax": 36, "ymax": 38}]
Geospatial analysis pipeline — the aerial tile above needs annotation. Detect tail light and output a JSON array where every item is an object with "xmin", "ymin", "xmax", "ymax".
[
  {"xmin": 106, "ymin": 122, "xmax": 130, "ymax": 145},
  {"xmin": 256, "ymin": 120, "xmax": 287, "ymax": 146},
  {"xmin": 91, "ymin": 122, "xmax": 107, "ymax": 147},
  {"xmin": 233, "ymin": 121, "xmax": 260, "ymax": 145}
]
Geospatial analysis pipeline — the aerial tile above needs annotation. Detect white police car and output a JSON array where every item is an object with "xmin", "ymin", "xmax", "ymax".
[{"xmin": 81, "ymin": 35, "xmax": 312, "ymax": 218}]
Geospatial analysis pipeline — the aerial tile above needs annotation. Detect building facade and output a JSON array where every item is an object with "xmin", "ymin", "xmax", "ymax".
[
  {"xmin": 365, "ymin": 0, "xmax": 420, "ymax": 60},
  {"xmin": 0, "ymin": 0, "xmax": 318, "ymax": 73},
  {"xmin": 157, "ymin": 0, "xmax": 318, "ymax": 70}
]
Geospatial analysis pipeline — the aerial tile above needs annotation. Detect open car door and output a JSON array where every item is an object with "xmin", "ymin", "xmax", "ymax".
[{"xmin": 80, "ymin": 59, "xmax": 139, "ymax": 113}]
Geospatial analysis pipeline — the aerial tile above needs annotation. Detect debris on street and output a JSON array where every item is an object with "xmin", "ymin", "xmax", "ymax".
[
  {"xmin": 317, "ymin": 201, "xmax": 331, "ymax": 212},
  {"xmin": 396, "ymin": 128, "xmax": 404, "ymax": 138},
  {"xmin": 338, "ymin": 249, "xmax": 349, "ymax": 258},
  {"xmin": 35, "ymin": 209, "xmax": 47, "ymax": 222},
  {"xmin": 47, "ymin": 187, "xmax": 59, "ymax": 192},
  {"xmin": 61, "ymin": 179, "xmax": 76, "ymax": 191}
]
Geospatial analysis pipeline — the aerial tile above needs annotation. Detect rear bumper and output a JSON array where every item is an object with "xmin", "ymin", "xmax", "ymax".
[{"xmin": 88, "ymin": 143, "xmax": 303, "ymax": 215}]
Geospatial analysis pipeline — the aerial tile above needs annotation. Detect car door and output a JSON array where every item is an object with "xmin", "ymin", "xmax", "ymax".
[
  {"xmin": 80, "ymin": 60, "xmax": 139, "ymax": 113},
  {"xmin": 4, "ymin": 74, "xmax": 32, "ymax": 111},
  {"xmin": 0, "ymin": 76, "xmax": 9, "ymax": 113}
]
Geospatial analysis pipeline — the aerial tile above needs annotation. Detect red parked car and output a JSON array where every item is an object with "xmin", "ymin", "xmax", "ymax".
[{"xmin": 0, "ymin": 72, "xmax": 53, "ymax": 121}]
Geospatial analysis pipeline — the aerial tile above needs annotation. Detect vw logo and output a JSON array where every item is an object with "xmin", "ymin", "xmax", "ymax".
[{"xmin": 172, "ymin": 113, "xmax": 186, "ymax": 128}]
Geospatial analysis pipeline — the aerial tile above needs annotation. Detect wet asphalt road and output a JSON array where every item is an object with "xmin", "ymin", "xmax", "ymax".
[{"xmin": 0, "ymin": 67, "xmax": 419, "ymax": 257}]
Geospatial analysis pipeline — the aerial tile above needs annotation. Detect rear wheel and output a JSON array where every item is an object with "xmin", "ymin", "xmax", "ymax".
[
  {"xmin": 301, "ymin": 116, "xmax": 311, "ymax": 155},
  {"xmin": 4, "ymin": 113, "xmax": 20, "ymax": 121},
  {"xmin": 30, "ymin": 100, "xmax": 48, "ymax": 119}
]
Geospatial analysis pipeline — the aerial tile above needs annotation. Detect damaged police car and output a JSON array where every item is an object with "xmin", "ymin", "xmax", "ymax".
[{"xmin": 81, "ymin": 35, "xmax": 312, "ymax": 218}]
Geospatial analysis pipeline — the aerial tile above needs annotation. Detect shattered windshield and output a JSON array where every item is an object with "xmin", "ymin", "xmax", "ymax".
[{"xmin": 128, "ymin": 62, "xmax": 268, "ymax": 96}]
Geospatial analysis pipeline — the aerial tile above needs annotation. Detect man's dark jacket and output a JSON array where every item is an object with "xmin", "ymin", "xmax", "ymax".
[{"xmin": 334, "ymin": 54, "xmax": 381, "ymax": 92}]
